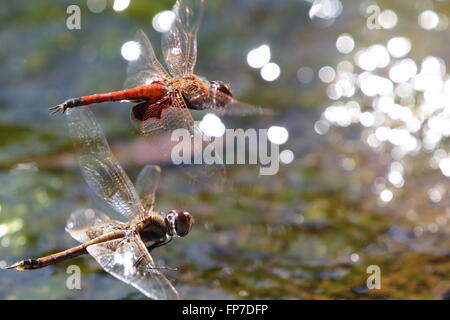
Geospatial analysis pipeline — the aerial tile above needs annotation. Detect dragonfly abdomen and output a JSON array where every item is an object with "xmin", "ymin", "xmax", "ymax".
[
  {"xmin": 50, "ymin": 82, "xmax": 168, "ymax": 114},
  {"xmin": 6, "ymin": 245, "xmax": 88, "ymax": 270},
  {"xmin": 6, "ymin": 229, "xmax": 127, "ymax": 270},
  {"xmin": 81, "ymin": 83, "xmax": 167, "ymax": 105}
]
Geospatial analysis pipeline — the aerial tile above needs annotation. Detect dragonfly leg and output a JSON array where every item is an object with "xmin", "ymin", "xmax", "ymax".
[
  {"xmin": 148, "ymin": 265, "xmax": 178, "ymax": 272},
  {"xmin": 133, "ymin": 255, "xmax": 145, "ymax": 269},
  {"xmin": 134, "ymin": 257, "xmax": 178, "ymax": 272},
  {"xmin": 132, "ymin": 237, "xmax": 177, "ymax": 271},
  {"xmin": 133, "ymin": 254, "xmax": 178, "ymax": 272},
  {"xmin": 132, "ymin": 238, "xmax": 167, "ymax": 269},
  {"xmin": 146, "ymin": 236, "xmax": 173, "ymax": 253}
]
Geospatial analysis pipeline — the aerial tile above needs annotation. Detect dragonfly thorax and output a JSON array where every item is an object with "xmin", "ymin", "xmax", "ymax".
[
  {"xmin": 172, "ymin": 74, "xmax": 233, "ymax": 111},
  {"xmin": 139, "ymin": 214, "xmax": 168, "ymax": 243}
]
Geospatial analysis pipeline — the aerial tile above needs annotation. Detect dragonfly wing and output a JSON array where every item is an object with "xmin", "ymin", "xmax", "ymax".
[
  {"xmin": 162, "ymin": 0, "xmax": 205, "ymax": 77},
  {"xmin": 164, "ymin": 90, "xmax": 196, "ymax": 134},
  {"xmin": 65, "ymin": 208, "xmax": 124, "ymax": 243},
  {"xmin": 66, "ymin": 107, "xmax": 143, "ymax": 220},
  {"xmin": 86, "ymin": 234, "xmax": 179, "ymax": 300},
  {"xmin": 125, "ymin": 30, "xmax": 171, "ymax": 89},
  {"xmin": 179, "ymin": 126, "xmax": 227, "ymax": 192},
  {"xmin": 204, "ymin": 88, "xmax": 274, "ymax": 116},
  {"xmin": 133, "ymin": 90, "xmax": 196, "ymax": 136},
  {"xmin": 213, "ymin": 99, "xmax": 274, "ymax": 117},
  {"xmin": 135, "ymin": 165, "xmax": 161, "ymax": 214},
  {"xmin": 132, "ymin": 92, "xmax": 226, "ymax": 191}
]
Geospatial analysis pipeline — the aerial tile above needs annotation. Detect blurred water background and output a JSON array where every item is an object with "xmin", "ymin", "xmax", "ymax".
[{"xmin": 0, "ymin": 0, "xmax": 449, "ymax": 299}]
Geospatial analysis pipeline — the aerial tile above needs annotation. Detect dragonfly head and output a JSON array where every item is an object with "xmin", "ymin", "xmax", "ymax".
[
  {"xmin": 210, "ymin": 81, "xmax": 233, "ymax": 98},
  {"xmin": 165, "ymin": 210, "xmax": 194, "ymax": 238},
  {"xmin": 209, "ymin": 81, "xmax": 233, "ymax": 109}
]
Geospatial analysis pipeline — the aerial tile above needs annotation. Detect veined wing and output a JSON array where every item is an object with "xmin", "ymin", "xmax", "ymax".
[
  {"xmin": 205, "ymin": 88, "xmax": 275, "ymax": 117},
  {"xmin": 135, "ymin": 165, "xmax": 161, "ymax": 214},
  {"xmin": 125, "ymin": 30, "xmax": 171, "ymax": 89},
  {"xmin": 86, "ymin": 233, "xmax": 179, "ymax": 300},
  {"xmin": 167, "ymin": 90, "xmax": 196, "ymax": 134},
  {"xmin": 66, "ymin": 107, "xmax": 143, "ymax": 220},
  {"xmin": 66, "ymin": 208, "xmax": 124, "ymax": 243},
  {"xmin": 133, "ymin": 90, "xmax": 196, "ymax": 136},
  {"xmin": 162, "ymin": 0, "xmax": 205, "ymax": 77}
]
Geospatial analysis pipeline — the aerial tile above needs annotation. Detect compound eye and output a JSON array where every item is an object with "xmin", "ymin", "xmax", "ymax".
[
  {"xmin": 174, "ymin": 211, "xmax": 194, "ymax": 237},
  {"xmin": 211, "ymin": 81, "xmax": 233, "ymax": 97}
]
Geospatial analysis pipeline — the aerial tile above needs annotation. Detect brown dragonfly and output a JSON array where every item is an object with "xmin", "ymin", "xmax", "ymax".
[
  {"xmin": 7, "ymin": 106, "xmax": 193, "ymax": 300},
  {"xmin": 49, "ymin": 0, "xmax": 269, "ymax": 137}
]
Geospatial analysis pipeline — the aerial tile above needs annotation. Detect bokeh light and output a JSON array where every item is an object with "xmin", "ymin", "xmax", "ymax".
[
  {"xmin": 318, "ymin": 66, "xmax": 336, "ymax": 83},
  {"xmin": 387, "ymin": 37, "xmax": 411, "ymax": 58},
  {"xmin": 113, "ymin": 0, "xmax": 130, "ymax": 12},
  {"xmin": 260, "ymin": 62, "xmax": 281, "ymax": 82},
  {"xmin": 268, "ymin": 126, "xmax": 289, "ymax": 144},
  {"xmin": 380, "ymin": 189, "xmax": 393, "ymax": 202},
  {"xmin": 199, "ymin": 113, "xmax": 226, "ymax": 137},
  {"xmin": 379, "ymin": 9, "xmax": 398, "ymax": 29},
  {"xmin": 87, "ymin": 0, "xmax": 107, "ymax": 13},
  {"xmin": 419, "ymin": 10, "xmax": 439, "ymax": 30},
  {"xmin": 246, "ymin": 45, "xmax": 271, "ymax": 69},
  {"xmin": 309, "ymin": 0, "xmax": 343, "ymax": 20},
  {"xmin": 336, "ymin": 34, "xmax": 355, "ymax": 54},
  {"xmin": 152, "ymin": 10, "xmax": 176, "ymax": 33},
  {"xmin": 279, "ymin": 149, "xmax": 294, "ymax": 164},
  {"xmin": 297, "ymin": 66, "xmax": 314, "ymax": 84},
  {"xmin": 121, "ymin": 41, "xmax": 140, "ymax": 61}
]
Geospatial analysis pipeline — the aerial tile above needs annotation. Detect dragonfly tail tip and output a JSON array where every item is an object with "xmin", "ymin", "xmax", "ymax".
[
  {"xmin": 48, "ymin": 104, "xmax": 66, "ymax": 115},
  {"xmin": 5, "ymin": 261, "xmax": 25, "ymax": 270},
  {"xmin": 5, "ymin": 263, "xmax": 18, "ymax": 270}
]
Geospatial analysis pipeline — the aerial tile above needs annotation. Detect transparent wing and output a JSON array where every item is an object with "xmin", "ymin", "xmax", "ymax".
[
  {"xmin": 65, "ymin": 208, "xmax": 124, "ymax": 243},
  {"xmin": 135, "ymin": 165, "xmax": 161, "ymax": 214},
  {"xmin": 66, "ymin": 107, "xmax": 143, "ymax": 220},
  {"xmin": 204, "ymin": 88, "xmax": 275, "ymax": 117},
  {"xmin": 125, "ymin": 30, "xmax": 171, "ymax": 89},
  {"xmin": 179, "ymin": 126, "xmax": 227, "ymax": 192},
  {"xmin": 162, "ymin": 0, "xmax": 205, "ymax": 77},
  {"xmin": 86, "ymin": 234, "xmax": 179, "ymax": 300},
  {"xmin": 131, "ymin": 90, "xmax": 196, "ymax": 136}
]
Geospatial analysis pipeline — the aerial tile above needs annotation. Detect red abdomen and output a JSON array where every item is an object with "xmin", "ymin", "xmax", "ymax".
[{"xmin": 81, "ymin": 82, "xmax": 168, "ymax": 105}]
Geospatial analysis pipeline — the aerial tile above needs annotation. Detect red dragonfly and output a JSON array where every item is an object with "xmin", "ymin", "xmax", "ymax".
[
  {"xmin": 49, "ymin": 0, "xmax": 268, "ymax": 137},
  {"xmin": 7, "ymin": 107, "xmax": 193, "ymax": 300}
]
